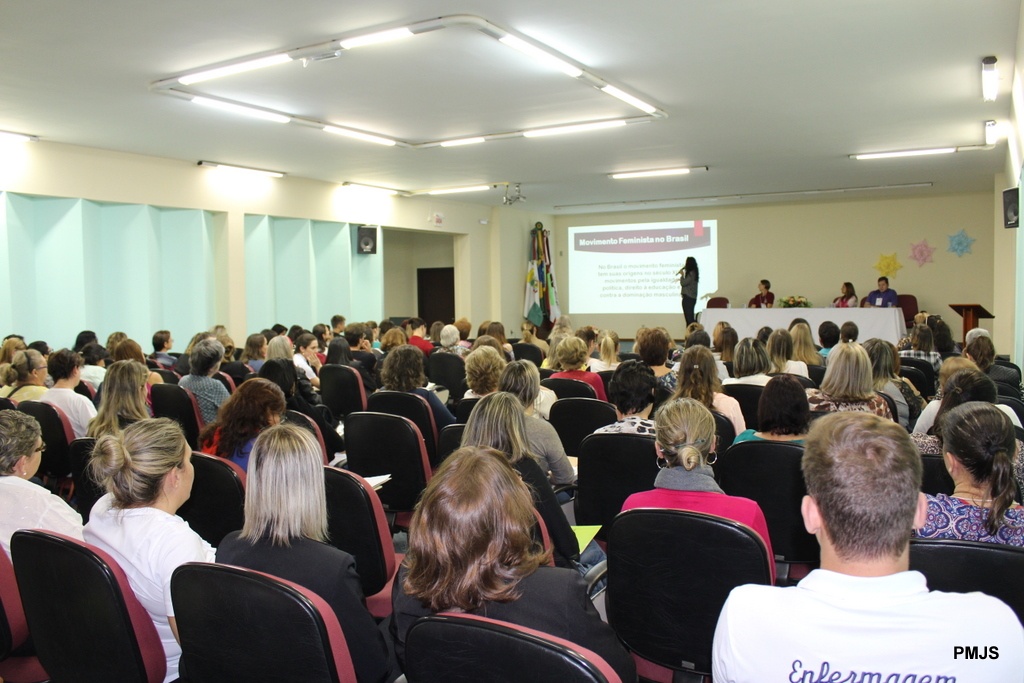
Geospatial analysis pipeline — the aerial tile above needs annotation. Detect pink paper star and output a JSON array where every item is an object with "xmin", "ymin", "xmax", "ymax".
[{"xmin": 909, "ymin": 240, "xmax": 935, "ymax": 267}]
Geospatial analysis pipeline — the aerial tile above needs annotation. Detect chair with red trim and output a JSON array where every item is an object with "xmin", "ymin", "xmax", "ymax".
[
  {"xmin": 320, "ymin": 364, "xmax": 368, "ymax": 419},
  {"xmin": 68, "ymin": 437, "xmax": 105, "ymax": 523},
  {"xmin": 605, "ymin": 509, "xmax": 772, "ymax": 683},
  {"xmin": 175, "ymin": 452, "xmax": 246, "ymax": 547},
  {"xmin": 285, "ymin": 410, "xmax": 329, "ymax": 464},
  {"xmin": 404, "ymin": 613, "xmax": 622, "ymax": 683},
  {"xmin": 17, "ymin": 401, "xmax": 75, "ymax": 498},
  {"xmin": 344, "ymin": 412, "xmax": 432, "ymax": 529},
  {"xmin": 541, "ymin": 377, "xmax": 597, "ymax": 400},
  {"xmin": 0, "ymin": 547, "xmax": 48, "ymax": 683},
  {"xmin": 150, "ymin": 383, "xmax": 205, "ymax": 449},
  {"xmin": 171, "ymin": 562, "xmax": 357, "ymax": 683},
  {"xmin": 548, "ymin": 398, "xmax": 618, "ymax": 457},
  {"xmin": 367, "ymin": 390, "xmax": 440, "ymax": 467},
  {"xmin": 10, "ymin": 530, "xmax": 166, "ymax": 683},
  {"xmin": 323, "ymin": 466, "xmax": 402, "ymax": 619}
]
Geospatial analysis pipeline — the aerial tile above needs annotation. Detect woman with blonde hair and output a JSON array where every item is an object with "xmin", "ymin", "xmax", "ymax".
[
  {"xmin": 87, "ymin": 360, "xmax": 151, "ymax": 438},
  {"xmin": 766, "ymin": 328, "xmax": 809, "ymax": 378},
  {"xmin": 390, "ymin": 445, "xmax": 634, "ymax": 681},
  {"xmin": 806, "ymin": 343, "xmax": 892, "ymax": 419},
  {"xmin": 111, "ymin": 338, "xmax": 164, "ymax": 387},
  {"xmin": 462, "ymin": 392, "xmax": 579, "ymax": 568},
  {"xmin": 550, "ymin": 336, "xmax": 607, "ymax": 401},
  {"xmin": 621, "ymin": 398, "xmax": 773, "ymax": 579},
  {"xmin": 519, "ymin": 320, "xmax": 549, "ymax": 354},
  {"xmin": 463, "ymin": 346, "xmax": 507, "ymax": 399},
  {"xmin": 913, "ymin": 356, "xmax": 981, "ymax": 434},
  {"xmin": 498, "ymin": 360, "xmax": 574, "ymax": 486},
  {"xmin": 105, "ymin": 331, "xmax": 128, "ymax": 355},
  {"xmin": 588, "ymin": 329, "xmax": 620, "ymax": 372},
  {"xmin": 85, "ymin": 418, "xmax": 216, "ymax": 682},
  {"xmin": 0, "ymin": 349, "xmax": 48, "ymax": 401},
  {"xmin": 216, "ymin": 424, "xmax": 392, "ymax": 682},
  {"xmin": 790, "ymin": 322, "xmax": 823, "ymax": 367},
  {"xmin": 722, "ymin": 338, "xmax": 772, "ymax": 387},
  {"xmin": 0, "ymin": 336, "xmax": 27, "ymax": 369},
  {"xmin": 671, "ymin": 345, "xmax": 745, "ymax": 435},
  {"xmin": 862, "ymin": 338, "xmax": 920, "ymax": 430}
]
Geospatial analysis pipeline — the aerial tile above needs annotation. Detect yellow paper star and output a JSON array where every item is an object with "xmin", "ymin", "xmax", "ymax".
[{"xmin": 874, "ymin": 253, "xmax": 902, "ymax": 279}]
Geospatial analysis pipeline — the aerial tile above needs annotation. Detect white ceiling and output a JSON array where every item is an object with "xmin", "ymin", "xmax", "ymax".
[{"xmin": 1, "ymin": 0, "xmax": 1019, "ymax": 213}]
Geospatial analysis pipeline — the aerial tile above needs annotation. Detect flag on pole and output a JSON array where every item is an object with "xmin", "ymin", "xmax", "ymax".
[{"xmin": 524, "ymin": 261, "xmax": 544, "ymax": 326}]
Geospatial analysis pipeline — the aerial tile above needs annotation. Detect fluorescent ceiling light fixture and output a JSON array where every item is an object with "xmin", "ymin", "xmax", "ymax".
[
  {"xmin": 850, "ymin": 148, "xmax": 956, "ymax": 160},
  {"xmin": 523, "ymin": 120, "xmax": 628, "ymax": 138},
  {"xmin": 178, "ymin": 54, "xmax": 291, "ymax": 85},
  {"xmin": 611, "ymin": 166, "xmax": 707, "ymax": 179},
  {"xmin": 439, "ymin": 137, "xmax": 486, "ymax": 147},
  {"xmin": 323, "ymin": 125, "xmax": 397, "ymax": 146},
  {"xmin": 191, "ymin": 96, "xmax": 290, "ymax": 123},
  {"xmin": 985, "ymin": 120, "xmax": 1000, "ymax": 145},
  {"xmin": 0, "ymin": 131, "xmax": 37, "ymax": 143},
  {"xmin": 498, "ymin": 34, "xmax": 583, "ymax": 78},
  {"xmin": 600, "ymin": 85, "xmax": 657, "ymax": 115},
  {"xmin": 197, "ymin": 161, "xmax": 284, "ymax": 178},
  {"xmin": 339, "ymin": 28, "xmax": 414, "ymax": 50},
  {"xmin": 428, "ymin": 185, "xmax": 491, "ymax": 195},
  {"xmin": 982, "ymin": 56, "xmax": 999, "ymax": 102}
]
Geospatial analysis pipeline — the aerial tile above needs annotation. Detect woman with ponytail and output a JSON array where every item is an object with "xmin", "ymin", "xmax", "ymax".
[
  {"xmin": 671, "ymin": 345, "xmax": 745, "ymax": 436},
  {"xmin": 587, "ymin": 329, "xmax": 620, "ymax": 372},
  {"xmin": 84, "ymin": 418, "xmax": 215, "ymax": 683},
  {"xmin": 621, "ymin": 398, "xmax": 773, "ymax": 579},
  {"xmin": 915, "ymin": 402, "xmax": 1024, "ymax": 546}
]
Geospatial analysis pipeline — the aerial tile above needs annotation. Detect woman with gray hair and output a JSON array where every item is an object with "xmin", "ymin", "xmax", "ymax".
[
  {"xmin": 499, "ymin": 360, "xmax": 575, "ymax": 486},
  {"xmin": 0, "ymin": 410, "xmax": 83, "ymax": 557},
  {"xmin": 178, "ymin": 338, "xmax": 229, "ymax": 423},
  {"xmin": 216, "ymin": 424, "xmax": 392, "ymax": 683},
  {"xmin": 433, "ymin": 324, "xmax": 468, "ymax": 358}
]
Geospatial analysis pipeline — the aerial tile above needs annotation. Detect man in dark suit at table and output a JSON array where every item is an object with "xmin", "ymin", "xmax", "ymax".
[{"xmin": 864, "ymin": 276, "xmax": 898, "ymax": 308}]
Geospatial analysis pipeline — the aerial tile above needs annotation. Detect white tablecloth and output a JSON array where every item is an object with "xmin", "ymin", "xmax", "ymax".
[{"xmin": 698, "ymin": 307, "xmax": 907, "ymax": 345}]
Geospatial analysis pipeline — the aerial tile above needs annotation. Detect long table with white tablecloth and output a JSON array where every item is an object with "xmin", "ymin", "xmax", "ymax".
[{"xmin": 698, "ymin": 307, "xmax": 907, "ymax": 345}]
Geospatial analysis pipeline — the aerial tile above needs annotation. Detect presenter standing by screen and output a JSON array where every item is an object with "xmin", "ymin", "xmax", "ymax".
[{"xmin": 678, "ymin": 257, "xmax": 699, "ymax": 326}]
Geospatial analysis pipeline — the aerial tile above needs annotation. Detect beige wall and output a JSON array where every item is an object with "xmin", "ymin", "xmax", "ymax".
[
  {"xmin": 554, "ymin": 192, "xmax": 997, "ymax": 344},
  {"xmin": 382, "ymin": 229, "xmax": 456, "ymax": 319}
]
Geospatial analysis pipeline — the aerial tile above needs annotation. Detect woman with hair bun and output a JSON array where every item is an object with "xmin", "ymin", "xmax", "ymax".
[
  {"xmin": 621, "ymin": 398, "xmax": 773, "ymax": 580},
  {"xmin": 0, "ymin": 349, "xmax": 48, "ymax": 401},
  {"xmin": 84, "ymin": 418, "xmax": 215, "ymax": 683},
  {"xmin": 390, "ymin": 445, "xmax": 635, "ymax": 682},
  {"xmin": 915, "ymin": 402, "xmax": 1024, "ymax": 546}
]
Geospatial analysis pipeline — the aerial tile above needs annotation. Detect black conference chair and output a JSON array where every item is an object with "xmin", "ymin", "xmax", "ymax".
[
  {"xmin": 711, "ymin": 410, "xmax": 736, "ymax": 452},
  {"xmin": 320, "ymin": 364, "xmax": 368, "ymax": 419},
  {"xmin": 919, "ymin": 454, "xmax": 954, "ymax": 496},
  {"xmin": 455, "ymin": 397, "xmax": 479, "ymax": 423},
  {"xmin": 548, "ymin": 398, "xmax": 618, "ymax": 457},
  {"xmin": 721, "ymin": 384, "xmax": 763, "ymax": 432},
  {"xmin": 367, "ymin": 391, "xmax": 440, "ymax": 467},
  {"xmin": 68, "ymin": 437, "xmax": 105, "ymax": 523},
  {"xmin": 152, "ymin": 368, "xmax": 180, "ymax": 384},
  {"xmin": 993, "ymin": 358, "xmax": 1023, "ymax": 385},
  {"xmin": 510, "ymin": 343, "xmax": 545, "ymax": 366},
  {"xmin": 596, "ymin": 370, "xmax": 615, "ymax": 396},
  {"xmin": 151, "ymin": 383, "xmax": 204, "ymax": 449},
  {"xmin": 542, "ymin": 378, "xmax": 597, "ymax": 400},
  {"xmin": 876, "ymin": 391, "xmax": 899, "ymax": 422},
  {"xmin": 437, "ymin": 423, "xmax": 466, "ymax": 463},
  {"xmin": 284, "ymin": 409, "xmax": 329, "ymax": 464},
  {"xmin": 807, "ymin": 364, "xmax": 826, "ymax": 386},
  {"xmin": 175, "ymin": 452, "xmax": 246, "ymax": 547},
  {"xmin": 171, "ymin": 563, "xmax": 358, "ymax": 683},
  {"xmin": 715, "ymin": 440, "xmax": 819, "ymax": 583},
  {"xmin": 0, "ymin": 544, "xmax": 47, "ymax": 683},
  {"xmin": 898, "ymin": 357, "xmax": 936, "ymax": 398},
  {"xmin": 405, "ymin": 613, "xmax": 623, "ymax": 683},
  {"xmin": 220, "ymin": 360, "xmax": 254, "ymax": 388},
  {"xmin": 994, "ymin": 380, "xmax": 1022, "ymax": 400},
  {"xmin": 16, "ymin": 401, "xmax": 75, "ymax": 481},
  {"xmin": 998, "ymin": 396, "xmax": 1024, "ymax": 426},
  {"xmin": 898, "ymin": 366, "xmax": 930, "ymax": 399},
  {"xmin": 426, "ymin": 352, "xmax": 466, "ymax": 401},
  {"xmin": 574, "ymin": 433, "xmax": 658, "ymax": 531},
  {"xmin": 605, "ymin": 509, "xmax": 773, "ymax": 681},
  {"xmin": 768, "ymin": 372, "xmax": 816, "ymax": 389}
]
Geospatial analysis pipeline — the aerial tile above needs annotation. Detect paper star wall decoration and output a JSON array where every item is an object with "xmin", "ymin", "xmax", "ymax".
[
  {"xmin": 908, "ymin": 239, "xmax": 935, "ymax": 267},
  {"xmin": 874, "ymin": 253, "xmax": 903, "ymax": 279},
  {"xmin": 947, "ymin": 229, "xmax": 975, "ymax": 257}
]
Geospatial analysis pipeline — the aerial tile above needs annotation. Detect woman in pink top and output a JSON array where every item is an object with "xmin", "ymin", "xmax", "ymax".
[
  {"xmin": 550, "ymin": 336, "xmax": 607, "ymax": 402},
  {"xmin": 621, "ymin": 397, "xmax": 774, "ymax": 581}
]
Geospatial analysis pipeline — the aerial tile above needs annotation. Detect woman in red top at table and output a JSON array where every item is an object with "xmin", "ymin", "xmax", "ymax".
[{"xmin": 747, "ymin": 279, "xmax": 774, "ymax": 308}]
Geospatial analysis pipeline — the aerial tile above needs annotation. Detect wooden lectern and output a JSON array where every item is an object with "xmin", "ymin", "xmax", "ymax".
[{"xmin": 949, "ymin": 304, "xmax": 993, "ymax": 341}]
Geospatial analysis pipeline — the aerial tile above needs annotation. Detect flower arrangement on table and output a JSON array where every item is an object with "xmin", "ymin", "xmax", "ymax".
[{"xmin": 780, "ymin": 295, "xmax": 811, "ymax": 308}]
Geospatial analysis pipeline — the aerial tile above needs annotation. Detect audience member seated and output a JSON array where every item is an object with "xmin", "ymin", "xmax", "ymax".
[
  {"xmin": 311, "ymin": 323, "xmax": 333, "ymax": 365},
  {"xmin": 389, "ymin": 445, "xmax": 634, "ymax": 680},
  {"xmin": 635, "ymin": 326, "xmax": 675, "ymax": 391},
  {"xmin": 839, "ymin": 321, "xmax": 858, "ymax": 344},
  {"xmin": 150, "ymin": 330, "xmax": 175, "ymax": 368},
  {"xmin": 464, "ymin": 346, "xmax": 507, "ymax": 399},
  {"xmin": 733, "ymin": 375, "xmax": 810, "ymax": 445},
  {"xmin": 621, "ymin": 397, "xmax": 773, "ymax": 580},
  {"xmin": 914, "ymin": 402, "xmax": 1024, "ymax": 547},
  {"xmin": 806, "ymin": 343, "xmax": 892, "ymax": 420},
  {"xmin": 766, "ymin": 328, "xmax": 809, "ymax": 378},
  {"xmin": 461, "ymin": 393, "xmax": 578, "ymax": 568},
  {"xmin": 177, "ymin": 338, "xmax": 229, "ymax": 424},
  {"xmin": 863, "ymin": 276, "xmax": 898, "ymax": 308},
  {"xmin": 292, "ymin": 332, "xmax": 322, "ymax": 390},
  {"xmin": 550, "ymin": 336, "xmax": 607, "ymax": 402},
  {"xmin": 0, "ymin": 349, "xmax": 49, "ymax": 401},
  {"xmin": 964, "ymin": 334, "xmax": 1020, "ymax": 389},
  {"xmin": 587, "ymin": 329, "xmax": 620, "ymax": 372},
  {"xmin": 575, "ymin": 325, "xmax": 599, "ymax": 360},
  {"xmin": 112, "ymin": 338, "xmax": 164, "ymax": 387},
  {"xmin": 40, "ymin": 348, "xmax": 97, "ymax": 438},
  {"xmin": 469, "ymin": 334, "xmax": 505, "ymax": 356},
  {"xmin": 595, "ymin": 360, "xmax": 657, "ymax": 435},
  {"xmin": 380, "ymin": 345, "xmax": 455, "ymax": 430},
  {"xmin": 932, "ymin": 319, "xmax": 960, "ymax": 355},
  {"xmin": 198, "ymin": 378, "xmax": 286, "ymax": 471},
  {"xmin": 85, "ymin": 418, "xmax": 216, "ymax": 682},
  {"xmin": 239, "ymin": 332, "xmax": 268, "ymax": 372},
  {"xmin": 817, "ymin": 321, "xmax": 840, "ymax": 361},
  {"xmin": 755, "ymin": 325, "xmax": 772, "ymax": 345},
  {"xmin": 718, "ymin": 326, "xmax": 739, "ymax": 365},
  {"xmin": 106, "ymin": 331, "xmax": 128, "ymax": 355},
  {"xmin": 0, "ymin": 410, "xmax": 83, "ymax": 557},
  {"xmin": 747, "ymin": 279, "xmax": 775, "ymax": 308},
  {"xmin": 87, "ymin": 360, "xmax": 151, "ymax": 438},
  {"xmin": 404, "ymin": 317, "xmax": 434, "ymax": 357},
  {"xmin": 216, "ymin": 424, "xmax": 394, "ymax": 683},
  {"xmin": 541, "ymin": 330, "xmax": 568, "ymax": 370},
  {"xmin": 672, "ymin": 346, "xmax": 745, "ymax": 436},
  {"xmin": 789, "ymin": 322, "xmax": 822, "ymax": 367},
  {"xmin": 268, "ymin": 336, "xmax": 322, "ymax": 407},
  {"xmin": 519, "ymin": 320, "xmax": 549, "ymax": 354},
  {"xmin": 173, "ymin": 331, "xmax": 211, "ymax": 376},
  {"xmin": 487, "ymin": 321, "xmax": 515, "ymax": 359},
  {"xmin": 899, "ymin": 324, "xmax": 942, "ymax": 374},
  {"xmin": 722, "ymin": 338, "xmax": 772, "ymax": 387},
  {"xmin": 433, "ymin": 324, "xmax": 468, "ymax": 358},
  {"xmin": 498, "ymin": 360, "xmax": 575, "ymax": 487},
  {"xmin": 343, "ymin": 323, "xmax": 379, "ymax": 375},
  {"xmin": 500, "ymin": 358, "xmax": 556, "ymax": 420},
  {"xmin": 712, "ymin": 412, "xmax": 1024, "ymax": 681},
  {"xmin": 830, "ymin": 281, "xmax": 858, "ymax": 308},
  {"xmin": 326, "ymin": 337, "xmax": 377, "ymax": 394},
  {"xmin": 259, "ymin": 359, "xmax": 343, "ymax": 457},
  {"xmin": 862, "ymin": 338, "xmax": 913, "ymax": 430},
  {"xmin": 0, "ymin": 336, "xmax": 27, "ymax": 371},
  {"xmin": 80, "ymin": 341, "xmax": 110, "ymax": 390}
]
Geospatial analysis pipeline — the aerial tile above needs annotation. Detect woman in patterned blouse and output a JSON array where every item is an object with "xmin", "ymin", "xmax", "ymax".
[
  {"xmin": 805, "ymin": 342, "xmax": 893, "ymax": 420},
  {"xmin": 915, "ymin": 402, "xmax": 1024, "ymax": 546}
]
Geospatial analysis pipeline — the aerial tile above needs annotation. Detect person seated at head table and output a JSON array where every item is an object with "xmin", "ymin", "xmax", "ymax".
[
  {"xmin": 863, "ymin": 276, "xmax": 898, "ymax": 308},
  {"xmin": 830, "ymin": 281, "xmax": 858, "ymax": 308},
  {"xmin": 747, "ymin": 279, "xmax": 774, "ymax": 308}
]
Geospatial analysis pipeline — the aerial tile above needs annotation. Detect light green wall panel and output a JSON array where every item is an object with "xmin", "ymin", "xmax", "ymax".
[
  {"xmin": 311, "ymin": 220, "xmax": 351, "ymax": 325},
  {"xmin": 349, "ymin": 225, "xmax": 384, "ymax": 322}
]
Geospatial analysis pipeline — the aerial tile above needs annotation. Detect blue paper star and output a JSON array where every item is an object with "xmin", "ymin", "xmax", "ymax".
[{"xmin": 947, "ymin": 229, "xmax": 975, "ymax": 257}]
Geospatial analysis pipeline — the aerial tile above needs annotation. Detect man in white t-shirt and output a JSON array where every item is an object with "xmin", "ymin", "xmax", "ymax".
[
  {"xmin": 712, "ymin": 412, "xmax": 1023, "ymax": 683},
  {"xmin": 40, "ymin": 348, "xmax": 96, "ymax": 439}
]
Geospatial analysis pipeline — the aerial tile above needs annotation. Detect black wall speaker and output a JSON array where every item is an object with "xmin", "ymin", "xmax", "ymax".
[
  {"xmin": 357, "ymin": 225, "xmax": 378, "ymax": 254},
  {"xmin": 1003, "ymin": 187, "xmax": 1019, "ymax": 229}
]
